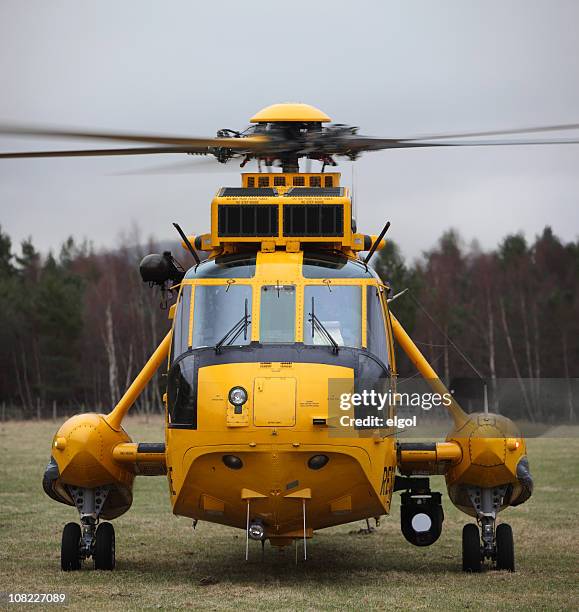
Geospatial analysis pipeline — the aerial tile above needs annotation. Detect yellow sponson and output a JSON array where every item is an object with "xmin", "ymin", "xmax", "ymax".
[
  {"xmin": 445, "ymin": 412, "xmax": 527, "ymax": 516},
  {"xmin": 250, "ymin": 103, "xmax": 331, "ymax": 123},
  {"xmin": 50, "ymin": 412, "xmax": 135, "ymax": 519}
]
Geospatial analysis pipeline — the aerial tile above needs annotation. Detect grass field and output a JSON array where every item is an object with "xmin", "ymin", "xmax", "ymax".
[{"xmin": 1, "ymin": 417, "xmax": 578, "ymax": 611}]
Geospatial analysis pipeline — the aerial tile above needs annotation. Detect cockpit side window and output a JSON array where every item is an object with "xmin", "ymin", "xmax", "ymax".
[
  {"xmin": 303, "ymin": 285, "xmax": 362, "ymax": 348},
  {"xmin": 366, "ymin": 285, "xmax": 389, "ymax": 367},
  {"xmin": 171, "ymin": 285, "xmax": 192, "ymax": 362},
  {"xmin": 167, "ymin": 354, "xmax": 197, "ymax": 427}
]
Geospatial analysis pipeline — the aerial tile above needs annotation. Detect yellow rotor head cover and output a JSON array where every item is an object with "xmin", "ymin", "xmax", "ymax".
[{"xmin": 250, "ymin": 103, "xmax": 331, "ymax": 123}]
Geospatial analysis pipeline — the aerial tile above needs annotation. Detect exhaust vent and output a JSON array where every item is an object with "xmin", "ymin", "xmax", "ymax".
[
  {"xmin": 218, "ymin": 205, "xmax": 278, "ymax": 237},
  {"xmin": 283, "ymin": 204, "xmax": 344, "ymax": 237}
]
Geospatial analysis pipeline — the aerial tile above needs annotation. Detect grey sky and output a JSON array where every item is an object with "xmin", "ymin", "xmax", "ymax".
[{"xmin": 1, "ymin": 0, "xmax": 578, "ymax": 261}]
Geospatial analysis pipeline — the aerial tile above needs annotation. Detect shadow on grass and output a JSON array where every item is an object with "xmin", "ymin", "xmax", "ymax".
[{"xmin": 113, "ymin": 532, "xmax": 463, "ymax": 586}]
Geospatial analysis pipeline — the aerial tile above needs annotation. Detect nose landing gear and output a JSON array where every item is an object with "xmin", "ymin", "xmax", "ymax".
[
  {"xmin": 462, "ymin": 485, "xmax": 515, "ymax": 572},
  {"xmin": 60, "ymin": 486, "xmax": 115, "ymax": 571}
]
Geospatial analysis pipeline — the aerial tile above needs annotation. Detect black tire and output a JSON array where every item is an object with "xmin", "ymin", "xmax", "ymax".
[
  {"xmin": 94, "ymin": 522, "xmax": 115, "ymax": 570},
  {"xmin": 462, "ymin": 524, "xmax": 482, "ymax": 572},
  {"xmin": 496, "ymin": 523, "xmax": 515, "ymax": 572},
  {"xmin": 61, "ymin": 522, "xmax": 82, "ymax": 571}
]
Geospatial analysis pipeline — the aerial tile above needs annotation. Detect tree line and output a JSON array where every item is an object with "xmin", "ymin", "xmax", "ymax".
[
  {"xmin": 0, "ymin": 225, "xmax": 576, "ymax": 421},
  {"xmin": 374, "ymin": 228, "xmax": 578, "ymax": 422},
  {"xmin": 0, "ymin": 227, "xmax": 189, "ymax": 420}
]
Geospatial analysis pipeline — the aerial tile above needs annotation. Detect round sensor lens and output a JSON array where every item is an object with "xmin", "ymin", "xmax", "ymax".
[{"xmin": 411, "ymin": 513, "xmax": 432, "ymax": 533}]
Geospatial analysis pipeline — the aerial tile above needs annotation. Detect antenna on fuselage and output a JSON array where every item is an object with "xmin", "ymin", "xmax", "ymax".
[
  {"xmin": 172, "ymin": 222, "xmax": 200, "ymax": 265},
  {"xmin": 364, "ymin": 221, "xmax": 391, "ymax": 265},
  {"xmin": 351, "ymin": 162, "xmax": 357, "ymax": 231}
]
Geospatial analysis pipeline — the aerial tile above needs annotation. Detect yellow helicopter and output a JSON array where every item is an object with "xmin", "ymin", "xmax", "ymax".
[{"xmin": 2, "ymin": 103, "xmax": 578, "ymax": 573}]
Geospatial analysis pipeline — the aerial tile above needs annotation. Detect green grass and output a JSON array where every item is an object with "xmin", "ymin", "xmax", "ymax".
[{"xmin": 1, "ymin": 417, "xmax": 578, "ymax": 610}]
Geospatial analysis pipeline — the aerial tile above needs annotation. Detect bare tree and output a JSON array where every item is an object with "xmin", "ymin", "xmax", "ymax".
[{"xmin": 103, "ymin": 303, "xmax": 120, "ymax": 407}]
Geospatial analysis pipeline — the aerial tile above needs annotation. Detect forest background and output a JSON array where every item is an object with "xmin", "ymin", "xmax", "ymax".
[{"xmin": 0, "ymin": 225, "xmax": 576, "ymax": 423}]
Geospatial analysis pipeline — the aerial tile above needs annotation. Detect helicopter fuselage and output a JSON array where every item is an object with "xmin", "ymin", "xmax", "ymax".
[{"xmin": 165, "ymin": 248, "xmax": 397, "ymax": 543}]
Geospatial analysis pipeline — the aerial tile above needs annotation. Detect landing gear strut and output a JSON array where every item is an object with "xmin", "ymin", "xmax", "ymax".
[
  {"xmin": 60, "ymin": 486, "xmax": 115, "ymax": 571},
  {"xmin": 462, "ymin": 485, "xmax": 515, "ymax": 572}
]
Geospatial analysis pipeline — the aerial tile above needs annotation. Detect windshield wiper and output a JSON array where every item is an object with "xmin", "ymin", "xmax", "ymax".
[
  {"xmin": 308, "ymin": 297, "xmax": 339, "ymax": 354},
  {"xmin": 215, "ymin": 298, "xmax": 251, "ymax": 354}
]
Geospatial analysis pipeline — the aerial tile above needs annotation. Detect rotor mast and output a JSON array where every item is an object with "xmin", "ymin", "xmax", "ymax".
[{"xmin": 280, "ymin": 152, "xmax": 300, "ymax": 174}]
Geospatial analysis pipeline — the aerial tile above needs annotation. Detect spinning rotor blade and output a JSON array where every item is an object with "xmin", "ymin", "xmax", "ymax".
[
  {"xmin": 390, "ymin": 122, "xmax": 579, "ymax": 142},
  {"xmin": 0, "ymin": 146, "xmax": 211, "ymax": 159},
  {"xmin": 0, "ymin": 122, "xmax": 268, "ymax": 154},
  {"xmin": 113, "ymin": 156, "xmax": 254, "ymax": 175},
  {"xmin": 337, "ymin": 123, "xmax": 579, "ymax": 154},
  {"xmin": 341, "ymin": 135, "xmax": 579, "ymax": 153},
  {"xmin": 1, "ymin": 118, "xmax": 578, "ymax": 162}
]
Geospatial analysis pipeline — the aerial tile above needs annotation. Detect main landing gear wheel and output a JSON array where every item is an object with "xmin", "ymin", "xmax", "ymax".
[
  {"xmin": 495, "ymin": 523, "xmax": 515, "ymax": 572},
  {"xmin": 462, "ymin": 523, "xmax": 482, "ymax": 572},
  {"xmin": 93, "ymin": 522, "xmax": 115, "ymax": 570},
  {"xmin": 61, "ymin": 522, "xmax": 82, "ymax": 571}
]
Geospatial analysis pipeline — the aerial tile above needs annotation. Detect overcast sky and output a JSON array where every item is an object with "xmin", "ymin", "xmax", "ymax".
[{"xmin": 1, "ymin": 0, "xmax": 578, "ymax": 261}]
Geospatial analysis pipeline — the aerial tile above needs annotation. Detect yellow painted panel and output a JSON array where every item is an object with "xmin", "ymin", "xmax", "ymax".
[
  {"xmin": 200, "ymin": 494, "xmax": 225, "ymax": 514},
  {"xmin": 253, "ymin": 377, "xmax": 296, "ymax": 426},
  {"xmin": 226, "ymin": 400, "xmax": 249, "ymax": 427},
  {"xmin": 330, "ymin": 495, "xmax": 352, "ymax": 514}
]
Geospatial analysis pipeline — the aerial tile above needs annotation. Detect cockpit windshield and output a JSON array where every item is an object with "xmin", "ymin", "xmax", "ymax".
[
  {"xmin": 304, "ymin": 285, "xmax": 362, "ymax": 347},
  {"xmin": 171, "ymin": 252, "xmax": 389, "ymax": 368},
  {"xmin": 260, "ymin": 285, "xmax": 296, "ymax": 343},
  {"xmin": 192, "ymin": 285, "xmax": 252, "ymax": 350}
]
